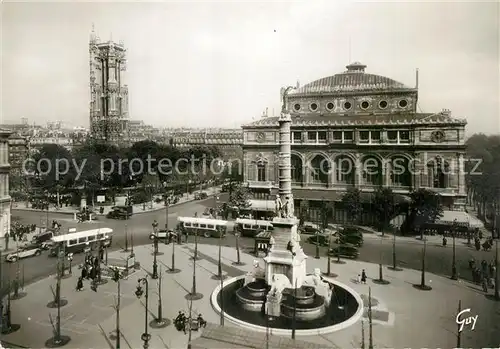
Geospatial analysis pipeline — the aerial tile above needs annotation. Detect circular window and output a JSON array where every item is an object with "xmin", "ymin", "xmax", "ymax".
[
  {"xmin": 399, "ymin": 99, "xmax": 408, "ymax": 108},
  {"xmin": 294, "ymin": 103, "xmax": 301, "ymax": 111},
  {"xmin": 361, "ymin": 101, "xmax": 370, "ymax": 109},
  {"xmin": 310, "ymin": 103, "xmax": 318, "ymax": 111},
  {"xmin": 379, "ymin": 100, "xmax": 388, "ymax": 109},
  {"xmin": 326, "ymin": 102, "xmax": 334, "ymax": 111},
  {"xmin": 343, "ymin": 101, "xmax": 352, "ymax": 110}
]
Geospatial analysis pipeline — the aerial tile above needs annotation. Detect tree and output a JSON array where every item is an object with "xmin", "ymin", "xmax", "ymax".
[
  {"xmin": 32, "ymin": 144, "xmax": 76, "ymax": 190},
  {"xmin": 408, "ymin": 189, "xmax": 443, "ymax": 239},
  {"xmin": 372, "ymin": 187, "xmax": 396, "ymax": 236},
  {"xmin": 228, "ymin": 183, "xmax": 251, "ymax": 214},
  {"xmin": 141, "ymin": 174, "xmax": 158, "ymax": 209},
  {"xmin": 341, "ymin": 188, "xmax": 363, "ymax": 225}
]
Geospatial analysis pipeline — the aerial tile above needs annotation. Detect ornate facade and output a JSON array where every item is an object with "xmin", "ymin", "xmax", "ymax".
[
  {"xmin": 242, "ymin": 62, "xmax": 467, "ymax": 219},
  {"xmin": 171, "ymin": 129, "xmax": 243, "ymax": 159},
  {"xmin": 0, "ymin": 129, "xmax": 12, "ymax": 238},
  {"xmin": 89, "ymin": 26, "xmax": 129, "ymax": 144}
]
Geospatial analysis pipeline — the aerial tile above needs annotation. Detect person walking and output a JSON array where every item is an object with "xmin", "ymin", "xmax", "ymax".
[
  {"xmin": 361, "ymin": 269, "xmax": 367, "ymax": 284},
  {"xmin": 76, "ymin": 277, "xmax": 84, "ymax": 291}
]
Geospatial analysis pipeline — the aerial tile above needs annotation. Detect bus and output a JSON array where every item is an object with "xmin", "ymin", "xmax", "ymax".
[
  {"xmin": 234, "ymin": 218, "xmax": 273, "ymax": 238},
  {"xmin": 176, "ymin": 217, "xmax": 228, "ymax": 238},
  {"xmin": 49, "ymin": 228, "xmax": 113, "ymax": 256}
]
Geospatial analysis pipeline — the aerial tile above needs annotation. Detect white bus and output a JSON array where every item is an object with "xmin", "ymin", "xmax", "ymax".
[
  {"xmin": 49, "ymin": 228, "xmax": 113, "ymax": 256},
  {"xmin": 176, "ymin": 217, "xmax": 228, "ymax": 238},
  {"xmin": 234, "ymin": 218, "xmax": 273, "ymax": 237}
]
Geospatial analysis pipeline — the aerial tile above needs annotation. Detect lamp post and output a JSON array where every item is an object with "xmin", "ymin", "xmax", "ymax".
[
  {"xmin": 150, "ymin": 266, "xmax": 169, "ymax": 328},
  {"xmin": 451, "ymin": 219, "xmax": 458, "ymax": 280},
  {"xmin": 135, "ymin": 278, "xmax": 151, "ymax": 349},
  {"xmin": 314, "ymin": 230, "xmax": 320, "ymax": 259},
  {"xmin": 232, "ymin": 230, "xmax": 245, "ymax": 266},
  {"xmin": 110, "ymin": 268, "xmax": 123, "ymax": 349},
  {"xmin": 151, "ymin": 236, "xmax": 158, "ymax": 280},
  {"xmin": 186, "ymin": 231, "xmax": 203, "ymax": 300},
  {"xmin": 290, "ymin": 252, "xmax": 297, "ymax": 340},
  {"xmin": 67, "ymin": 254, "xmax": 73, "ymax": 275}
]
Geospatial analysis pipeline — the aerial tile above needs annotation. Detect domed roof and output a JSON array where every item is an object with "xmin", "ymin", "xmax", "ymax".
[{"xmin": 290, "ymin": 62, "xmax": 411, "ymax": 94}]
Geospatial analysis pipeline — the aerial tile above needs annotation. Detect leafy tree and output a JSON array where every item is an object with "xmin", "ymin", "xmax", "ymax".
[
  {"xmin": 228, "ymin": 183, "xmax": 251, "ymax": 214},
  {"xmin": 372, "ymin": 187, "xmax": 397, "ymax": 236},
  {"xmin": 341, "ymin": 188, "xmax": 363, "ymax": 225},
  {"xmin": 408, "ymin": 188, "xmax": 443, "ymax": 239},
  {"xmin": 32, "ymin": 144, "xmax": 76, "ymax": 190}
]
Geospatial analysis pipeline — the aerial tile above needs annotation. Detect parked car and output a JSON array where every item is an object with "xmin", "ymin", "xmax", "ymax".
[
  {"xmin": 5, "ymin": 245, "xmax": 42, "ymax": 262},
  {"xmin": 328, "ymin": 245, "xmax": 359, "ymax": 259},
  {"xmin": 194, "ymin": 192, "xmax": 208, "ymax": 200},
  {"xmin": 306, "ymin": 232, "xmax": 334, "ymax": 246},
  {"xmin": 337, "ymin": 227, "xmax": 363, "ymax": 247},
  {"xmin": 299, "ymin": 222, "xmax": 321, "ymax": 235}
]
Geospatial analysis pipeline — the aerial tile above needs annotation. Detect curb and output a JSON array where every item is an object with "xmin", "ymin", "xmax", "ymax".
[{"xmin": 11, "ymin": 192, "xmax": 220, "ymax": 217}]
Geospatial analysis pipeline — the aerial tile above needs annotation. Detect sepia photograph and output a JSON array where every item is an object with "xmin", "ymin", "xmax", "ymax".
[{"xmin": 0, "ymin": 1, "xmax": 499, "ymax": 348}]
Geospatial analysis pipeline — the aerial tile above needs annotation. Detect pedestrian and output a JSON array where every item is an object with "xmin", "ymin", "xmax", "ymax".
[
  {"xmin": 357, "ymin": 274, "xmax": 361, "ymax": 283},
  {"xmin": 442, "ymin": 236, "xmax": 447, "ymax": 247},
  {"xmin": 482, "ymin": 277, "xmax": 488, "ymax": 292},
  {"xmin": 76, "ymin": 277, "xmax": 84, "ymax": 291},
  {"xmin": 361, "ymin": 269, "xmax": 367, "ymax": 284},
  {"xmin": 81, "ymin": 266, "xmax": 88, "ymax": 280}
]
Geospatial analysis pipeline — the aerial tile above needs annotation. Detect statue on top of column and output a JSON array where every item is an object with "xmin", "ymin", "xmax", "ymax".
[{"xmin": 280, "ymin": 86, "xmax": 295, "ymax": 115}]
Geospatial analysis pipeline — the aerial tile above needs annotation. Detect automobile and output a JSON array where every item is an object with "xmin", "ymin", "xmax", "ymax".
[
  {"xmin": 299, "ymin": 222, "xmax": 321, "ymax": 235},
  {"xmin": 221, "ymin": 183, "xmax": 231, "ymax": 192},
  {"xmin": 194, "ymin": 192, "xmax": 208, "ymax": 200},
  {"xmin": 31, "ymin": 230, "xmax": 55, "ymax": 249},
  {"xmin": 306, "ymin": 232, "xmax": 334, "ymax": 246},
  {"xmin": 149, "ymin": 229, "xmax": 177, "ymax": 241},
  {"xmin": 5, "ymin": 245, "xmax": 42, "ymax": 262},
  {"xmin": 337, "ymin": 227, "xmax": 364, "ymax": 247},
  {"xmin": 106, "ymin": 205, "xmax": 133, "ymax": 219},
  {"xmin": 328, "ymin": 245, "xmax": 359, "ymax": 259}
]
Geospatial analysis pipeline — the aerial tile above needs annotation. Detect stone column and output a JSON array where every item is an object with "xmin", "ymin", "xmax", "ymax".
[
  {"xmin": 458, "ymin": 153, "xmax": 465, "ymax": 195},
  {"xmin": 278, "ymin": 113, "xmax": 293, "ymax": 202},
  {"xmin": 354, "ymin": 154, "xmax": 362, "ymax": 187}
]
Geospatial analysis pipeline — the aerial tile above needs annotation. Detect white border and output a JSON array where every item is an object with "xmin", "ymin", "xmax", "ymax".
[{"xmin": 211, "ymin": 275, "xmax": 364, "ymax": 336}]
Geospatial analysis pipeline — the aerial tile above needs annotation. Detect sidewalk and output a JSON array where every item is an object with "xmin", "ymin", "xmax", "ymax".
[
  {"xmin": 2, "ymin": 241, "xmax": 493, "ymax": 348},
  {"xmin": 11, "ymin": 186, "xmax": 221, "ymax": 217}
]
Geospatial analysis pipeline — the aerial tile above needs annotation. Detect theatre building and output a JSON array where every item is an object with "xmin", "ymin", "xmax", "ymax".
[{"xmin": 242, "ymin": 62, "xmax": 468, "ymax": 222}]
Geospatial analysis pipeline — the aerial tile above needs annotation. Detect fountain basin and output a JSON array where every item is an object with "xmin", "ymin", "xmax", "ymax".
[{"xmin": 212, "ymin": 275, "xmax": 363, "ymax": 336}]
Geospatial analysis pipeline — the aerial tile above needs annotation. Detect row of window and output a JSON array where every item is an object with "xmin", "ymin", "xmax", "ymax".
[
  {"xmin": 291, "ymin": 130, "xmax": 410, "ymax": 144},
  {"xmin": 293, "ymin": 99, "xmax": 409, "ymax": 112},
  {"xmin": 256, "ymin": 158, "xmax": 451, "ymax": 189}
]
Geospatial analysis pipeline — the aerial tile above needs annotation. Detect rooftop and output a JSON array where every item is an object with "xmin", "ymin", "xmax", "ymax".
[
  {"xmin": 290, "ymin": 62, "xmax": 414, "ymax": 95},
  {"xmin": 243, "ymin": 111, "xmax": 466, "ymax": 128}
]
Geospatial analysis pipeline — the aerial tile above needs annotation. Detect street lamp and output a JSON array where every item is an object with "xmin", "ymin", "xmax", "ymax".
[
  {"xmin": 494, "ymin": 239, "xmax": 499, "ymax": 301},
  {"xmin": 186, "ymin": 233, "xmax": 203, "ymax": 301},
  {"xmin": 151, "ymin": 236, "xmax": 158, "ymax": 280},
  {"xmin": 67, "ymin": 254, "xmax": 73, "ymax": 275},
  {"xmin": 135, "ymin": 278, "xmax": 151, "ymax": 349},
  {"xmin": 451, "ymin": 219, "xmax": 458, "ymax": 280},
  {"xmin": 150, "ymin": 266, "xmax": 170, "ymax": 328},
  {"xmin": 314, "ymin": 230, "xmax": 320, "ymax": 259}
]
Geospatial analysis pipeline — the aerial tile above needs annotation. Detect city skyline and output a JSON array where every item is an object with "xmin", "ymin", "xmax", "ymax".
[{"xmin": 2, "ymin": 1, "xmax": 499, "ymax": 135}]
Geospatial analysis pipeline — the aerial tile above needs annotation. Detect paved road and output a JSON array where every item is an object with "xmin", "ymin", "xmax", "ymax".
[
  {"xmin": 6, "ymin": 195, "xmax": 497, "ymax": 289},
  {"xmin": 4, "ymin": 194, "xmax": 226, "ymax": 286}
]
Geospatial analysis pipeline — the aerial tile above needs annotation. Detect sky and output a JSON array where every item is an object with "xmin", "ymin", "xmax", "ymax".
[{"xmin": 1, "ymin": 0, "xmax": 499, "ymax": 135}]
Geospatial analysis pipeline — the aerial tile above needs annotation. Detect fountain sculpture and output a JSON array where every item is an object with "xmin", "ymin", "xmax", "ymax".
[{"xmin": 213, "ymin": 86, "xmax": 362, "ymax": 333}]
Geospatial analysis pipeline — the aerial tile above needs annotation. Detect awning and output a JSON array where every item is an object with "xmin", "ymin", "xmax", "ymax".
[
  {"xmin": 248, "ymin": 199, "xmax": 275, "ymax": 212},
  {"xmin": 436, "ymin": 210, "xmax": 484, "ymax": 229}
]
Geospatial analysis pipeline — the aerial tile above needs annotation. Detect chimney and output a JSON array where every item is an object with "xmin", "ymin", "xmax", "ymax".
[
  {"xmin": 265, "ymin": 107, "xmax": 268, "ymax": 117},
  {"xmin": 415, "ymin": 68, "xmax": 419, "ymax": 89},
  {"xmin": 296, "ymin": 80, "xmax": 300, "ymax": 88}
]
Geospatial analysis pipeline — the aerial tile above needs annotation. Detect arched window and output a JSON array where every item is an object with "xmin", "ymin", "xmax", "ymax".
[
  {"xmin": 310, "ymin": 155, "xmax": 330, "ymax": 185},
  {"xmin": 257, "ymin": 162, "xmax": 267, "ymax": 181},
  {"xmin": 362, "ymin": 157, "xmax": 382, "ymax": 186},
  {"xmin": 335, "ymin": 156, "xmax": 355, "ymax": 184},
  {"xmin": 390, "ymin": 157, "xmax": 412, "ymax": 187},
  {"xmin": 291, "ymin": 154, "xmax": 303, "ymax": 184},
  {"xmin": 427, "ymin": 158, "xmax": 448, "ymax": 188}
]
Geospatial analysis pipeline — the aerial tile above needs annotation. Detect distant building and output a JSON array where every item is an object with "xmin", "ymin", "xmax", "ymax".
[
  {"xmin": 7, "ymin": 134, "xmax": 29, "ymax": 173},
  {"xmin": 89, "ymin": 25, "xmax": 129, "ymax": 144},
  {"xmin": 0, "ymin": 129, "xmax": 12, "ymax": 238},
  {"xmin": 171, "ymin": 129, "xmax": 243, "ymax": 159},
  {"xmin": 242, "ymin": 62, "xmax": 467, "ymax": 221}
]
